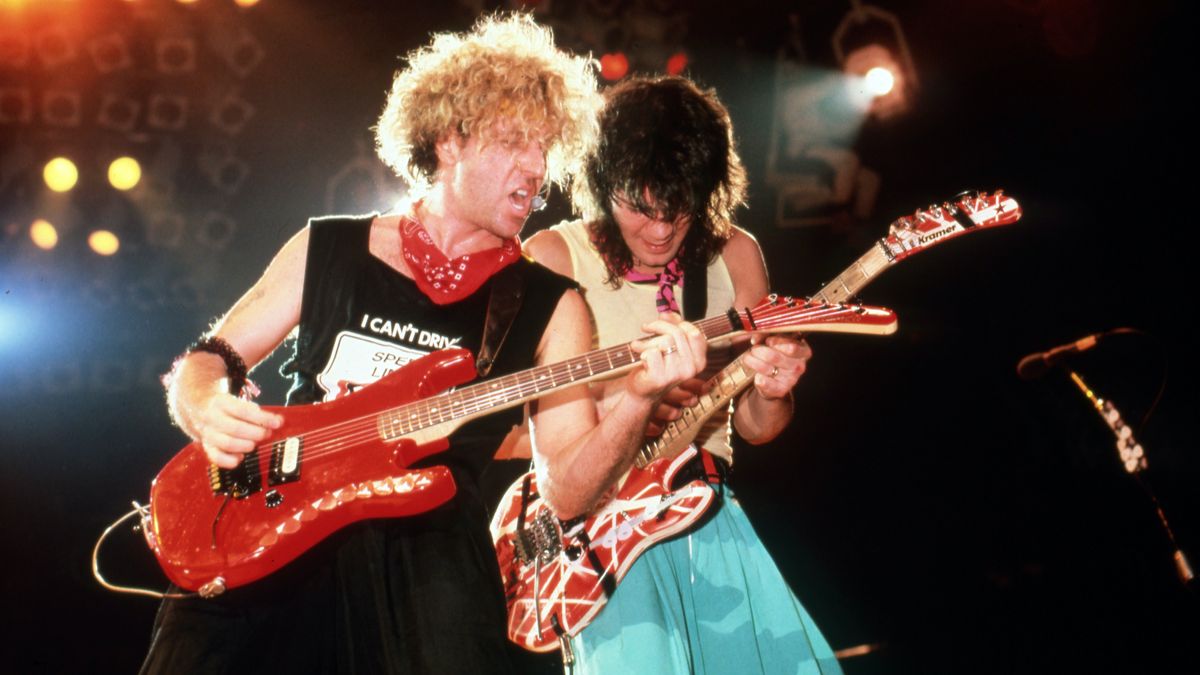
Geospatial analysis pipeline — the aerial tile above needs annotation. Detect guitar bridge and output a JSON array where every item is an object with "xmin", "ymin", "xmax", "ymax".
[
  {"xmin": 207, "ymin": 450, "xmax": 263, "ymax": 499},
  {"xmin": 514, "ymin": 509, "xmax": 562, "ymax": 565}
]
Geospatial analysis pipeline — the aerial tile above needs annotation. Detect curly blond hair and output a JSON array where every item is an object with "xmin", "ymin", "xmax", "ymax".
[{"xmin": 375, "ymin": 13, "xmax": 599, "ymax": 193}]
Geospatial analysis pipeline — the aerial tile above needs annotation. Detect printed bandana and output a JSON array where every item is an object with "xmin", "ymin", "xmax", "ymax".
[
  {"xmin": 624, "ymin": 258, "xmax": 684, "ymax": 314},
  {"xmin": 399, "ymin": 216, "xmax": 521, "ymax": 304}
]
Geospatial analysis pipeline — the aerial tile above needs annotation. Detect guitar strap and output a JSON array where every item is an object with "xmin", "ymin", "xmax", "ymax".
[
  {"xmin": 681, "ymin": 252, "xmax": 707, "ymax": 322},
  {"xmin": 476, "ymin": 261, "xmax": 527, "ymax": 378}
]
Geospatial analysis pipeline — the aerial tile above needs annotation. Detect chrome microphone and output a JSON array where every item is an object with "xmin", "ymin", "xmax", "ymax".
[{"xmin": 531, "ymin": 195, "xmax": 547, "ymax": 212}]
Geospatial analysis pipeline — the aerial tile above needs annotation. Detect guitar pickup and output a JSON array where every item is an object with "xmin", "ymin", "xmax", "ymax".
[
  {"xmin": 208, "ymin": 450, "xmax": 263, "ymax": 499},
  {"xmin": 268, "ymin": 435, "xmax": 303, "ymax": 486}
]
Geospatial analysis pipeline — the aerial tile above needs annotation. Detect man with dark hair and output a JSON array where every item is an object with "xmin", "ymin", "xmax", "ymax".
[
  {"xmin": 141, "ymin": 17, "xmax": 705, "ymax": 674},
  {"xmin": 525, "ymin": 76, "xmax": 843, "ymax": 674}
]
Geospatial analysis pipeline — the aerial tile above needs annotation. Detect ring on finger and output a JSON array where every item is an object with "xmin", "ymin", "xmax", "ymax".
[
  {"xmin": 662, "ymin": 343, "xmax": 678, "ymax": 356},
  {"xmin": 769, "ymin": 365, "xmax": 779, "ymax": 378}
]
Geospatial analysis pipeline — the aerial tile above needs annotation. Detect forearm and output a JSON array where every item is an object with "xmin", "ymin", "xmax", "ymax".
[
  {"xmin": 733, "ymin": 387, "xmax": 794, "ymax": 445},
  {"xmin": 536, "ymin": 391, "xmax": 656, "ymax": 519},
  {"xmin": 166, "ymin": 352, "xmax": 234, "ymax": 441}
]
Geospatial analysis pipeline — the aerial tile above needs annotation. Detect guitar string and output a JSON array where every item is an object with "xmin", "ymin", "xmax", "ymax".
[
  {"xmin": 244, "ymin": 312, "xmax": 734, "ymax": 464},
  {"xmin": 243, "ymin": 304, "xmax": 867, "ymax": 470},
  {"xmin": 228, "ymin": 305, "xmax": 864, "ymax": 472},
  {"xmin": 254, "ymin": 344, "xmax": 644, "ymax": 466},
  {"xmin": 281, "ymin": 303, "xmax": 860, "ymax": 465}
]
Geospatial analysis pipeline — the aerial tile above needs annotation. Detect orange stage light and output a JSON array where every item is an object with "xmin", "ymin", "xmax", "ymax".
[
  {"xmin": 599, "ymin": 52, "xmax": 629, "ymax": 81},
  {"xmin": 30, "ymin": 219, "xmax": 58, "ymax": 250},
  {"xmin": 89, "ymin": 230, "xmax": 120, "ymax": 256},
  {"xmin": 44, "ymin": 157, "xmax": 78, "ymax": 192}
]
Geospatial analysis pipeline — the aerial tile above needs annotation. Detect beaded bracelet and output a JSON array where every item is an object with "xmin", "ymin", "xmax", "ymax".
[{"xmin": 186, "ymin": 336, "xmax": 248, "ymax": 397}]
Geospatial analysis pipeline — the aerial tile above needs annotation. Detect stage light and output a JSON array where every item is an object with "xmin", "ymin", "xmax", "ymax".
[
  {"xmin": 0, "ymin": 87, "xmax": 32, "ymax": 124},
  {"xmin": 210, "ymin": 94, "xmax": 255, "ymax": 136},
  {"xmin": 214, "ymin": 29, "xmax": 265, "ymax": 78},
  {"xmin": 156, "ymin": 37, "xmax": 196, "ymax": 74},
  {"xmin": 108, "ymin": 157, "xmax": 141, "ymax": 191},
  {"xmin": 195, "ymin": 212, "xmax": 236, "ymax": 250},
  {"xmin": 42, "ymin": 90, "xmax": 82, "ymax": 128},
  {"xmin": 599, "ymin": 52, "xmax": 629, "ymax": 81},
  {"xmin": 864, "ymin": 66, "xmax": 895, "ymax": 96},
  {"xmin": 146, "ymin": 211, "xmax": 185, "ymax": 249},
  {"xmin": 666, "ymin": 51, "xmax": 688, "ymax": 76},
  {"xmin": 234, "ymin": 0, "xmax": 262, "ymax": 9},
  {"xmin": 205, "ymin": 154, "xmax": 249, "ymax": 195},
  {"xmin": 44, "ymin": 157, "xmax": 78, "ymax": 192},
  {"xmin": 97, "ymin": 93, "xmax": 140, "ymax": 132},
  {"xmin": 88, "ymin": 33, "xmax": 132, "ymax": 74},
  {"xmin": 89, "ymin": 230, "xmax": 120, "ymax": 256},
  {"xmin": 843, "ymin": 44, "xmax": 908, "ymax": 118},
  {"xmin": 35, "ymin": 26, "xmax": 75, "ymax": 68},
  {"xmin": 0, "ymin": 31, "xmax": 30, "ymax": 69},
  {"xmin": 832, "ymin": 4, "xmax": 917, "ymax": 120},
  {"xmin": 29, "ymin": 219, "xmax": 58, "ymax": 250},
  {"xmin": 147, "ymin": 94, "xmax": 188, "ymax": 130}
]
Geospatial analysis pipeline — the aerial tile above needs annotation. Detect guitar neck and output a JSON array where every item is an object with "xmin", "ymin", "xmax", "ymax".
[
  {"xmin": 811, "ymin": 244, "xmax": 892, "ymax": 304},
  {"xmin": 634, "ymin": 354, "xmax": 755, "ymax": 468},
  {"xmin": 634, "ymin": 246, "xmax": 893, "ymax": 466},
  {"xmin": 378, "ymin": 313, "xmax": 740, "ymax": 442},
  {"xmin": 633, "ymin": 190, "xmax": 1022, "ymax": 466}
]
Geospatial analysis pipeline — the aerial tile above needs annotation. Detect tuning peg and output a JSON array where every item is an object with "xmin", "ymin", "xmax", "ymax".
[{"xmin": 953, "ymin": 189, "xmax": 981, "ymax": 201}]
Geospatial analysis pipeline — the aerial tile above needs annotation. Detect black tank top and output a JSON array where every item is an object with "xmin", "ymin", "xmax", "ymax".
[
  {"xmin": 281, "ymin": 214, "xmax": 575, "ymax": 493},
  {"xmin": 141, "ymin": 215, "xmax": 576, "ymax": 675}
]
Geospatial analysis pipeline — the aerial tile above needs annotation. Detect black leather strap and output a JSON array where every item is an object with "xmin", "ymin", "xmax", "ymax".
[
  {"xmin": 682, "ymin": 252, "xmax": 707, "ymax": 321},
  {"xmin": 477, "ymin": 262, "xmax": 526, "ymax": 377},
  {"xmin": 669, "ymin": 449, "xmax": 730, "ymax": 491}
]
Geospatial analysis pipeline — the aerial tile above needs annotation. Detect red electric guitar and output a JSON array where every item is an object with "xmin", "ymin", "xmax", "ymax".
[
  {"xmin": 143, "ymin": 296, "xmax": 898, "ymax": 596},
  {"xmin": 491, "ymin": 189, "xmax": 1023, "ymax": 652}
]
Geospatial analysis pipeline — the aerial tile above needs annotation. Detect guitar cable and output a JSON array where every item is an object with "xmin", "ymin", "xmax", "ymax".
[{"xmin": 92, "ymin": 502, "xmax": 196, "ymax": 600}]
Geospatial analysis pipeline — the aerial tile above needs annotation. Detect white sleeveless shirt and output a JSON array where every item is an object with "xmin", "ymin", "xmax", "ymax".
[{"xmin": 552, "ymin": 219, "xmax": 738, "ymax": 463}]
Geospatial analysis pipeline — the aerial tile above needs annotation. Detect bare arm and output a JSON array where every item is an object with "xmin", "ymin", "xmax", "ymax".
[
  {"xmin": 167, "ymin": 226, "xmax": 310, "ymax": 467},
  {"xmin": 724, "ymin": 226, "xmax": 811, "ymax": 444},
  {"xmin": 528, "ymin": 289, "xmax": 706, "ymax": 520}
]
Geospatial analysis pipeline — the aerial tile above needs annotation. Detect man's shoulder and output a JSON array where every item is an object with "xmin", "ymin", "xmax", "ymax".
[
  {"xmin": 721, "ymin": 225, "xmax": 762, "ymax": 256},
  {"xmin": 526, "ymin": 220, "xmax": 586, "ymax": 278},
  {"xmin": 513, "ymin": 253, "xmax": 578, "ymax": 292},
  {"xmin": 308, "ymin": 212, "xmax": 379, "ymax": 229}
]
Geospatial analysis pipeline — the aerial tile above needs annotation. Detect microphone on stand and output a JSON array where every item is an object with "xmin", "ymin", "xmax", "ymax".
[{"xmin": 1016, "ymin": 332, "xmax": 1105, "ymax": 380}]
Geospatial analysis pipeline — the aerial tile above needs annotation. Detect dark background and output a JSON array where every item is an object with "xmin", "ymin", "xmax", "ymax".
[{"xmin": 1, "ymin": 1, "xmax": 1196, "ymax": 673}]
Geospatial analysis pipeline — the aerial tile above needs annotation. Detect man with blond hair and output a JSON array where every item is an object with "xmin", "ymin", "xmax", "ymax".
[{"xmin": 140, "ymin": 15, "xmax": 705, "ymax": 673}]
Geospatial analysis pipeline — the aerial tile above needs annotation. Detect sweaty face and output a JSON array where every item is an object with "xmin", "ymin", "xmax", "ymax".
[
  {"xmin": 446, "ymin": 124, "xmax": 547, "ymax": 242},
  {"xmin": 611, "ymin": 195, "xmax": 692, "ymax": 273}
]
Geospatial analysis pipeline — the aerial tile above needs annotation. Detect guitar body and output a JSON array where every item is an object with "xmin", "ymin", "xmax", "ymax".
[
  {"xmin": 145, "ymin": 349, "xmax": 477, "ymax": 594},
  {"xmin": 491, "ymin": 447, "xmax": 716, "ymax": 652}
]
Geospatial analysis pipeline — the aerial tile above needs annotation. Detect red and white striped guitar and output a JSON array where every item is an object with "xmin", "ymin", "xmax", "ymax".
[{"xmin": 490, "ymin": 189, "xmax": 1023, "ymax": 653}]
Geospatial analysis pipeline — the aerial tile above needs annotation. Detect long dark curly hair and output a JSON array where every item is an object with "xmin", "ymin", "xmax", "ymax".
[{"xmin": 572, "ymin": 76, "xmax": 748, "ymax": 286}]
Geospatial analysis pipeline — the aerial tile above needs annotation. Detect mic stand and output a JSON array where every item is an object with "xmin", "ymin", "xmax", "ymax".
[{"xmin": 1066, "ymin": 370, "xmax": 1194, "ymax": 586}]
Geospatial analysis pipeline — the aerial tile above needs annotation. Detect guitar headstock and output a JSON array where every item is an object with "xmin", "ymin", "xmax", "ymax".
[
  {"xmin": 880, "ymin": 189, "xmax": 1022, "ymax": 263},
  {"xmin": 736, "ymin": 295, "xmax": 898, "ymax": 336}
]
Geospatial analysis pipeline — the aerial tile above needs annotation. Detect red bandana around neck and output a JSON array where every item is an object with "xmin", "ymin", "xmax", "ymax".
[
  {"xmin": 398, "ymin": 216, "xmax": 522, "ymax": 305},
  {"xmin": 624, "ymin": 257, "xmax": 684, "ymax": 314}
]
